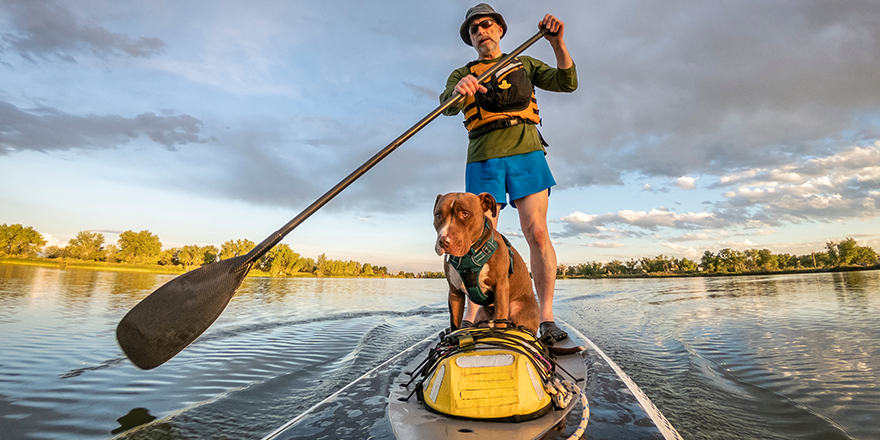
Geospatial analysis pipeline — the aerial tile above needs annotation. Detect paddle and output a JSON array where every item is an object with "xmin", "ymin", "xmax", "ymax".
[{"xmin": 116, "ymin": 27, "xmax": 554, "ymax": 370}]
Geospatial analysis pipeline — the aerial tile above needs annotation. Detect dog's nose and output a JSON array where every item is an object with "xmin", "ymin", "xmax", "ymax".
[{"xmin": 438, "ymin": 236, "xmax": 451, "ymax": 249}]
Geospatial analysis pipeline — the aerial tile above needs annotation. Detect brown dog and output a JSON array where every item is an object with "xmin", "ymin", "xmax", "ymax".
[{"xmin": 433, "ymin": 192, "xmax": 540, "ymax": 334}]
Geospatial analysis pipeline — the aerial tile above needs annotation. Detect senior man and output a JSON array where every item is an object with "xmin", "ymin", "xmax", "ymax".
[{"xmin": 439, "ymin": 4, "xmax": 577, "ymax": 341}]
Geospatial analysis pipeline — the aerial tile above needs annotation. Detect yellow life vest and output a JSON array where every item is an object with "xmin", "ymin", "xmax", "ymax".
[{"xmin": 463, "ymin": 57, "xmax": 541, "ymax": 139}]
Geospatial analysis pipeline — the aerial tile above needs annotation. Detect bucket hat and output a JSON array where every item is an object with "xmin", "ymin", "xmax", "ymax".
[{"xmin": 459, "ymin": 3, "xmax": 507, "ymax": 46}]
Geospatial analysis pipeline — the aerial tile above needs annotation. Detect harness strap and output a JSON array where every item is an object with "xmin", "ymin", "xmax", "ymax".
[{"xmin": 448, "ymin": 218, "xmax": 515, "ymax": 306}]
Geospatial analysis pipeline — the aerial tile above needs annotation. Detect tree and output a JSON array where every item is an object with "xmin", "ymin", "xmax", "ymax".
[
  {"xmin": 158, "ymin": 248, "xmax": 178, "ymax": 266},
  {"xmin": 756, "ymin": 249, "xmax": 779, "ymax": 272},
  {"xmin": 677, "ymin": 258, "xmax": 698, "ymax": 272},
  {"xmin": 66, "ymin": 231, "xmax": 105, "ymax": 260},
  {"xmin": 852, "ymin": 246, "xmax": 878, "ymax": 265},
  {"xmin": 259, "ymin": 244, "xmax": 307, "ymax": 276},
  {"xmin": 43, "ymin": 245, "xmax": 64, "ymax": 259},
  {"xmin": 220, "ymin": 239, "xmax": 255, "ymax": 260},
  {"xmin": 316, "ymin": 253, "xmax": 329, "ymax": 276},
  {"xmin": 117, "ymin": 230, "xmax": 162, "ymax": 264},
  {"xmin": 701, "ymin": 251, "xmax": 718, "ymax": 273},
  {"xmin": 102, "ymin": 244, "xmax": 119, "ymax": 263},
  {"xmin": 176, "ymin": 245, "xmax": 219, "ymax": 268},
  {"xmin": 0, "ymin": 223, "xmax": 46, "ymax": 257}
]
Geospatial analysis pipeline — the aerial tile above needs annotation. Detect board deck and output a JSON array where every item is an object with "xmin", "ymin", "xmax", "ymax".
[{"xmin": 388, "ymin": 322, "xmax": 587, "ymax": 440}]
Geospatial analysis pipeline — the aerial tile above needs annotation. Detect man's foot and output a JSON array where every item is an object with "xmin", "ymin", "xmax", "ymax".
[
  {"xmin": 460, "ymin": 320, "xmax": 475, "ymax": 329},
  {"xmin": 539, "ymin": 321, "xmax": 568, "ymax": 341}
]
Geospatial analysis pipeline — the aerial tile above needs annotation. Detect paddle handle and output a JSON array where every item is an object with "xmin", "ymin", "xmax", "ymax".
[{"xmin": 239, "ymin": 28, "xmax": 549, "ymax": 271}]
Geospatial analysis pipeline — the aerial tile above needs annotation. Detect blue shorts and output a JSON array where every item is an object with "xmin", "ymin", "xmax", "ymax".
[{"xmin": 465, "ymin": 150, "xmax": 556, "ymax": 209}]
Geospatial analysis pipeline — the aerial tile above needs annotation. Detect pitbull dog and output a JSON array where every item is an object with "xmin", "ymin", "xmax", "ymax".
[{"xmin": 433, "ymin": 192, "xmax": 540, "ymax": 334}]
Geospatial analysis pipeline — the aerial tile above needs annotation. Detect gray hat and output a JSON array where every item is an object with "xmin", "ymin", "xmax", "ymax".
[{"xmin": 459, "ymin": 3, "xmax": 507, "ymax": 46}]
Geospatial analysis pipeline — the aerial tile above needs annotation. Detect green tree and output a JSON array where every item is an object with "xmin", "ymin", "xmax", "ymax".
[
  {"xmin": 259, "ymin": 244, "xmax": 306, "ymax": 276},
  {"xmin": 701, "ymin": 250, "xmax": 718, "ymax": 273},
  {"xmin": 756, "ymin": 249, "xmax": 779, "ymax": 271},
  {"xmin": 117, "ymin": 230, "xmax": 162, "ymax": 264},
  {"xmin": 66, "ymin": 231, "xmax": 105, "ymax": 260},
  {"xmin": 102, "ymin": 244, "xmax": 119, "ymax": 263},
  {"xmin": 0, "ymin": 223, "xmax": 46, "ymax": 257},
  {"xmin": 43, "ymin": 245, "xmax": 64, "ymax": 259},
  {"xmin": 825, "ymin": 240, "xmax": 840, "ymax": 266},
  {"xmin": 677, "ymin": 258, "xmax": 698, "ymax": 272},
  {"xmin": 852, "ymin": 246, "xmax": 878, "ymax": 265},
  {"xmin": 316, "ymin": 253, "xmax": 329, "ymax": 276},
  {"xmin": 363, "ymin": 263, "xmax": 375, "ymax": 276},
  {"xmin": 158, "ymin": 248, "xmax": 178, "ymax": 266},
  {"xmin": 836, "ymin": 238, "xmax": 859, "ymax": 266},
  {"xmin": 177, "ymin": 245, "xmax": 219, "ymax": 268},
  {"xmin": 220, "ymin": 239, "xmax": 255, "ymax": 260}
]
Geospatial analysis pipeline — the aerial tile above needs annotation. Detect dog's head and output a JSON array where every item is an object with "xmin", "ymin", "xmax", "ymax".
[{"xmin": 433, "ymin": 192, "xmax": 497, "ymax": 256}]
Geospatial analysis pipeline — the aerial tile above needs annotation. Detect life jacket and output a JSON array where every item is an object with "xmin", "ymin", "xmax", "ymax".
[
  {"xmin": 447, "ymin": 217, "xmax": 514, "ymax": 306},
  {"xmin": 463, "ymin": 56, "xmax": 541, "ymax": 139}
]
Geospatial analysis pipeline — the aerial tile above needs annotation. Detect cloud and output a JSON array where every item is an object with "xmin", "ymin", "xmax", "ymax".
[
  {"xmin": 0, "ymin": 0, "xmax": 164, "ymax": 61},
  {"xmin": 662, "ymin": 242, "xmax": 700, "ymax": 257},
  {"xmin": 675, "ymin": 176, "xmax": 697, "ymax": 190},
  {"xmin": 558, "ymin": 207, "xmax": 727, "ymax": 238},
  {"xmin": 0, "ymin": 101, "xmax": 210, "ymax": 153},
  {"xmin": 588, "ymin": 242, "xmax": 625, "ymax": 249},
  {"xmin": 550, "ymin": 0, "xmax": 880, "ymax": 187},
  {"xmin": 560, "ymin": 144, "xmax": 880, "ymax": 241},
  {"xmin": 717, "ymin": 144, "xmax": 880, "ymax": 222}
]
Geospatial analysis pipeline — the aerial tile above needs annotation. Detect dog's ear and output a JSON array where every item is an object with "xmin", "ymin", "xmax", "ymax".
[
  {"xmin": 478, "ymin": 192, "xmax": 498, "ymax": 218},
  {"xmin": 434, "ymin": 194, "xmax": 443, "ymax": 211}
]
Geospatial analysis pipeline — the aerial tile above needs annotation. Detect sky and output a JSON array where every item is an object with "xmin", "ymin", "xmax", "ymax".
[{"xmin": 2, "ymin": 0, "xmax": 879, "ymax": 273}]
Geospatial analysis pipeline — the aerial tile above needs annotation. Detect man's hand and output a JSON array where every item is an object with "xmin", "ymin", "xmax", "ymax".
[
  {"xmin": 539, "ymin": 14, "xmax": 572, "ymax": 70},
  {"xmin": 454, "ymin": 74, "xmax": 487, "ymax": 96},
  {"xmin": 540, "ymin": 14, "xmax": 565, "ymax": 42}
]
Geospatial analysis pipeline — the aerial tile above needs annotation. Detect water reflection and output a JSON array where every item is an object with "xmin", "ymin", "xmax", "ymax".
[
  {"xmin": 1, "ymin": 263, "xmax": 878, "ymax": 440},
  {"xmin": 111, "ymin": 408, "xmax": 156, "ymax": 435}
]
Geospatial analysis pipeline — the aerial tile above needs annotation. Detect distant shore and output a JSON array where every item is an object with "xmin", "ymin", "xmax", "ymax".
[
  {"xmin": 0, "ymin": 258, "xmax": 400, "ymax": 278},
  {"xmin": 559, "ymin": 264, "xmax": 880, "ymax": 280},
  {"xmin": 4, "ymin": 257, "xmax": 877, "ymax": 280}
]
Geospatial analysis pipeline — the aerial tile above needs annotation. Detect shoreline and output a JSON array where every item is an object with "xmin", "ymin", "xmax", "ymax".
[
  {"xmin": 0, "ymin": 258, "xmax": 401, "ymax": 279},
  {"xmin": 4, "ymin": 257, "xmax": 878, "ymax": 279},
  {"xmin": 558, "ymin": 264, "xmax": 880, "ymax": 280}
]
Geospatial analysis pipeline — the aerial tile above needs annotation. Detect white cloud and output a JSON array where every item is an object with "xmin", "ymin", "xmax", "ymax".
[
  {"xmin": 675, "ymin": 176, "xmax": 697, "ymax": 190},
  {"xmin": 662, "ymin": 242, "xmax": 700, "ymax": 257},
  {"xmin": 588, "ymin": 242, "xmax": 625, "ymax": 249}
]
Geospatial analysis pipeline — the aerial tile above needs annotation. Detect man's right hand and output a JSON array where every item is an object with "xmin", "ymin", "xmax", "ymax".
[{"xmin": 454, "ymin": 75, "xmax": 487, "ymax": 96}]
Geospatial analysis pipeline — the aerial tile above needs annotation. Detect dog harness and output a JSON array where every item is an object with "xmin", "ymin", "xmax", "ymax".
[
  {"xmin": 463, "ymin": 56, "xmax": 541, "ymax": 139},
  {"xmin": 447, "ymin": 217, "xmax": 515, "ymax": 306}
]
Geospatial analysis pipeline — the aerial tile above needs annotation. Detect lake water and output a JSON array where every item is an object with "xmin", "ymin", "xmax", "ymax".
[{"xmin": 1, "ymin": 263, "xmax": 878, "ymax": 440}]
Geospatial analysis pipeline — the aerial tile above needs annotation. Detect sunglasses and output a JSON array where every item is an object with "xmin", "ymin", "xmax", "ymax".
[{"xmin": 469, "ymin": 18, "xmax": 496, "ymax": 35}]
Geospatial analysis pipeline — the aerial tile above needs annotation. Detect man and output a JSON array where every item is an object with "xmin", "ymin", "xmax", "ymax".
[{"xmin": 439, "ymin": 4, "xmax": 577, "ymax": 341}]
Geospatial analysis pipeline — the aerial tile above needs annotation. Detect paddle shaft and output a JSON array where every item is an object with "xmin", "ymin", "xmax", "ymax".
[{"xmin": 237, "ymin": 29, "xmax": 549, "ymax": 272}]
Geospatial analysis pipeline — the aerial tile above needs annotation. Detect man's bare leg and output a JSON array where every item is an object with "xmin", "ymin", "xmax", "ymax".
[{"xmin": 514, "ymin": 190, "xmax": 566, "ymax": 340}]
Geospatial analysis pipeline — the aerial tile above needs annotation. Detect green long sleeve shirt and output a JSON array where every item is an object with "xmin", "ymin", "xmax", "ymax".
[{"xmin": 440, "ymin": 55, "xmax": 578, "ymax": 163}]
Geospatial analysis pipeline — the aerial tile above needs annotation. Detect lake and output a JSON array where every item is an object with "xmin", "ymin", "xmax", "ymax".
[{"xmin": 1, "ymin": 263, "xmax": 878, "ymax": 439}]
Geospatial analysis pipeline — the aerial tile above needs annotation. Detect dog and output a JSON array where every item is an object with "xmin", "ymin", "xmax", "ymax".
[{"xmin": 433, "ymin": 192, "xmax": 540, "ymax": 334}]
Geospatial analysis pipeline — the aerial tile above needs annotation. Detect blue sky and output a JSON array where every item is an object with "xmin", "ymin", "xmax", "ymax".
[{"xmin": 2, "ymin": 0, "xmax": 879, "ymax": 273}]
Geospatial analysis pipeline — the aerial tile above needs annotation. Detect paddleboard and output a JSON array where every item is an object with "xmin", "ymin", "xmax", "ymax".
[{"xmin": 261, "ymin": 319, "xmax": 681, "ymax": 440}]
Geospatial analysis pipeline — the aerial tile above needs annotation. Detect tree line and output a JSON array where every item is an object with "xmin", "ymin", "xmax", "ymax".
[
  {"xmin": 0, "ymin": 223, "xmax": 391, "ymax": 277},
  {"xmin": 559, "ymin": 238, "xmax": 879, "ymax": 278}
]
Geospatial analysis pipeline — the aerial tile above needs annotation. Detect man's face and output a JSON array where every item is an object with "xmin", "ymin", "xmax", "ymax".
[{"xmin": 468, "ymin": 17, "xmax": 503, "ymax": 58}]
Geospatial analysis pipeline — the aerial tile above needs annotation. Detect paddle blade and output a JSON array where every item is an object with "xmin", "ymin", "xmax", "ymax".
[{"xmin": 116, "ymin": 255, "xmax": 252, "ymax": 369}]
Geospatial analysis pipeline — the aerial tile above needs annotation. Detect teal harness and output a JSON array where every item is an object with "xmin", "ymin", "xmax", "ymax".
[{"xmin": 447, "ymin": 218, "xmax": 515, "ymax": 306}]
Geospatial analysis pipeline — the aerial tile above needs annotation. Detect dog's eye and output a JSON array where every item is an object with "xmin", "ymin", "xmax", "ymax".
[{"xmin": 461, "ymin": 211, "xmax": 470, "ymax": 218}]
